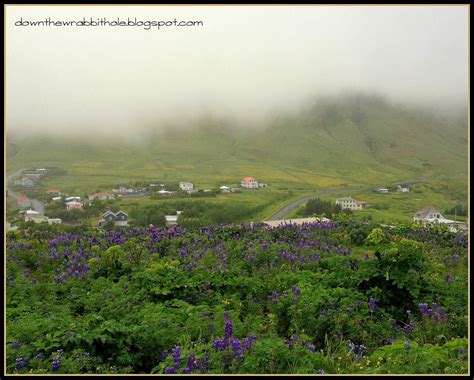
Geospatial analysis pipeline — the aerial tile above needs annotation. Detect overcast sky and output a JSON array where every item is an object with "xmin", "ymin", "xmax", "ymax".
[{"xmin": 6, "ymin": 5, "xmax": 469, "ymax": 136}]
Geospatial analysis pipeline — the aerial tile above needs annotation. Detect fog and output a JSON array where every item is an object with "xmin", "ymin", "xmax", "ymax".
[{"xmin": 6, "ymin": 5, "xmax": 469, "ymax": 137}]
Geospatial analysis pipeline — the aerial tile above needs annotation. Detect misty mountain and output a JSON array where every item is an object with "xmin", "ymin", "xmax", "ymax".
[{"xmin": 6, "ymin": 94, "xmax": 468, "ymax": 184}]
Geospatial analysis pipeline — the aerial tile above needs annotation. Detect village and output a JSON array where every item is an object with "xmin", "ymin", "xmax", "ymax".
[{"xmin": 6, "ymin": 169, "xmax": 468, "ymax": 234}]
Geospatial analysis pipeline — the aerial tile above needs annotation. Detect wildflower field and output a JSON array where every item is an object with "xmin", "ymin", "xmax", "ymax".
[{"xmin": 5, "ymin": 220, "xmax": 469, "ymax": 374}]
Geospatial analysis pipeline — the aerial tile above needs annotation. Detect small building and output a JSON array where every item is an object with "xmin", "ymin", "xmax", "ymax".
[
  {"xmin": 165, "ymin": 215, "xmax": 179, "ymax": 226},
  {"xmin": 66, "ymin": 201, "xmax": 82, "ymax": 210},
  {"xmin": 397, "ymin": 185, "xmax": 410, "ymax": 193},
  {"xmin": 357, "ymin": 201, "xmax": 370, "ymax": 209},
  {"xmin": 241, "ymin": 176, "xmax": 259, "ymax": 189},
  {"xmin": 17, "ymin": 195, "xmax": 32, "ymax": 208},
  {"xmin": 179, "ymin": 182, "xmax": 194, "ymax": 191},
  {"xmin": 47, "ymin": 218, "xmax": 62, "ymax": 225},
  {"xmin": 158, "ymin": 190, "xmax": 173, "ymax": 196},
  {"xmin": 14, "ymin": 177, "xmax": 34, "ymax": 187},
  {"xmin": 413, "ymin": 206, "xmax": 468, "ymax": 233},
  {"xmin": 25, "ymin": 173, "xmax": 42, "ymax": 180},
  {"xmin": 336, "ymin": 196, "xmax": 362, "ymax": 210},
  {"xmin": 377, "ymin": 188, "xmax": 389, "ymax": 194},
  {"xmin": 65, "ymin": 196, "xmax": 81, "ymax": 202},
  {"xmin": 36, "ymin": 168, "xmax": 47, "ymax": 174},
  {"xmin": 24, "ymin": 209, "xmax": 48, "ymax": 223},
  {"xmin": 258, "ymin": 183, "xmax": 268, "ymax": 188},
  {"xmin": 112, "ymin": 186, "xmax": 135, "ymax": 193},
  {"xmin": 52, "ymin": 196, "xmax": 62, "ymax": 201},
  {"xmin": 46, "ymin": 188, "xmax": 61, "ymax": 196},
  {"xmin": 413, "ymin": 207, "xmax": 444, "ymax": 222},
  {"xmin": 99, "ymin": 210, "xmax": 128, "ymax": 227},
  {"xmin": 220, "ymin": 186, "xmax": 231, "ymax": 193},
  {"xmin": 88, "ymin": 192, "xmax": 115, "ymax": 201}
]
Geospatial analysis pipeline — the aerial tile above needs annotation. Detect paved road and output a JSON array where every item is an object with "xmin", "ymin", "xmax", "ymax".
[
  {"xmin": 265, "ymin": 189, "xmax": 345, "ymax": 221},
  {"xmin": 6, "ymin": 169, "xmax": 45, "ymax": 215},
  {"xmin": 264, "ymin": 173, "xmax": 463, "ymax": 221}
]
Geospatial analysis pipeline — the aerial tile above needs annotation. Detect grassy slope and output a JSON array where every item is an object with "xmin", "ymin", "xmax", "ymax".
[{"xmin": 6, "ymin": 94, "xmax": 468, "ymax": 223}]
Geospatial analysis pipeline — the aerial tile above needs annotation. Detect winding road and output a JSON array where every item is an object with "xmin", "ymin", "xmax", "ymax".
[
  {"xmin": 264, "ymin": 173, "xmax": 463, "ymax": 221},
  {"xmin": 6, "ymin": 169, "xmax": 45, "ymax": 214}
]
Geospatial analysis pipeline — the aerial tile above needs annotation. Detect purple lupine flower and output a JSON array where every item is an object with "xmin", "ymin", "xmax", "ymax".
[
  {"xmin": 329, "ymin": 302, "xmax": 335, "ymax": 309},
  {"xmin": 183, "ymin": 367, "xmax": 191, "ymax": 374},
  {"xmin": 405, "ymin": 341, "xmax": 411, "ymax": 350},
  {"xmin": 187, "ymin": 353, "xmax": 196, "ymax": 371},
  {"xmin": 317, "ymin": 369, "xmax": 325, "ymax": 374},
  {"xmin": 171, "ymin": 346, "xmax": 181, "ymax": 368},
  {"xmin": 11, "ymin": 341, "xmax": 20, "ymax": 350},
  {"xmin": 459, "ymin": 348, "xmax": 466, "ymax": 355},
  {"xmin": 23, "ymin": 270, "xmax": 30, "ymax": 277},
  {"xmin": 165, "ymin": 367, "xmax": 176, "ymax": 374},
  {"xmin": 431, "ymin": 303, "xmax": 438, "ymax": 311},
  {"xmin": 224, "ymin": 319, "xmax": 233, "ymax": 339},
  {"xmin": 309, "ymin": 345, "xmax": 316, "ymax": 352},
  {"xmin": 363, "ymin": 253, "xmax": 369, "ymax": 261},
  {"xmin": 419, "ymin": 303, "xmax": 429, "ymax": 315},
  {"xmin": 439, "ymin": 307, "xmax": 446, "ymax": 318},
  {"xmin": 301, "ymin": 340, "xmax": 307, "ymax": 347},
  {"xmin": 445, "ymin": 274, "xmax": 454, "ymax": 283},
  {"xmin": 321, "ymin": 309, "xmax": 327, "ymax": 317},
  {"xmin": 348, "ymin": 342, "xmax": 356, "ymax": 353},
  {"xmin": 162, "ymin": 351, "xmax": 168, "ymax": 360},
  {"xmin": 52, "ymin": 357, "xmax": 61, "ymax": 371},
  {"xmin": 231, "ymin": 338, "xmax": 242, "ymax": 359},
  {"xmin": 23, "ymin": 357, "xmax": 30, "ymax": 363},
  {"xmin": 35, "ymin": 353, "xmax": 45, "ymax": 360},
  {"xmin": 83, "ymin": 352, "xmax": 90, "ymax": 357},
  {"xmin": 368, "ymin": 297, "xmax": 377, "ymax": 312},
  {"xmin": 212, "ymin": 338, "xmax": 221, "ymax": 352},
  {"xmin": 15, "ymin": 358, "xmax": 25, "ymax": 370}
]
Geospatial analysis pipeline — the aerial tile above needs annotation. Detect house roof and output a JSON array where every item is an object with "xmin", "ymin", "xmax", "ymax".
[
  {"xmin": 47, "ymin": 189, "xmax": 60, "ymax": 193},
  {"xmin": 18, "ymin": 195, "xmax": 28, "ymax": 202},
  {"xmin": 242, "ymin": 176, "xmax": 256, "ymax": 182},
  {"xmin": 357, "ymin": 201, "xmax": 369, "ymax": 205},
  {"xmin": 115, "ymin": 211, "xmax": 128, "ymax": 217},
  {"xmin": 415, "ymin": 207, "xmax": 441, "ymax": 218}
]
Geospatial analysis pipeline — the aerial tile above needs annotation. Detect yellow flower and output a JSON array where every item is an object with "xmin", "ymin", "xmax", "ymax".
[
  {"xmin": 338, "ymin": 356, "xmax": 342, "ymax": 360},
  {"xmin": 377, "ymin": 361, "xmax": 381, "ymax": 366},
  {"xmin": 223, "ymin": 299, "xmax": 230, "ymax": 305}
]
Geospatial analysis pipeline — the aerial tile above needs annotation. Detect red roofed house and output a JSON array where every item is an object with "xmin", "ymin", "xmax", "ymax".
[
  {"xmin": 17, "ymin": 195, "xmax": 32, "ymax": 208},
  {"xmin": 241, "ymin": 176, "xmax": 259, "ymax": 189},
  {"xmin": 46, "ymin": 189, "xmax": 61, "ymax": 196}
]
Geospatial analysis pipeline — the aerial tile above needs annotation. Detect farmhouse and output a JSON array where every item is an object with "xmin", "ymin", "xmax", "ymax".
[
  {"xmin": 66, "ymin": 201, "xmax": 82, "ymax": 210},
  {"xmin": 179, "ymin": 182, "xmax": 194, "ymax": 192},
  {"xmin": 357, "ymin": 201, "xmax": 370, "ymax": 209},
  {"xmin": 241, "ymin": 176, "xmax": 259, "ymax": 189},
  {"xmin": 335, "ymin": 196, "xmax": 362, "ymax": 210},
  {"xmin": 24, "ymin": 209, "xmax": 48, "ymax": 223},
  {"xmin": 397, "ymin": 185, "xmax": 410, "ymax": 193},
  {"xmin": 88, "ymin": 192, "xmax": 115, "ymax": 201},
  {"xmin": 99, "ymin": 210, "xmax": 128, "ymax": 227},
  {"xmin": 17, "ymin": 195, "xmax": 32, "ymax": 208},
  {"xmin": 413, "ymin": 206, "xmax": 468, "ymax": 233},
  {"xmin": 220, "ymin": 186, "xmax": 231, "ymax": 193}
]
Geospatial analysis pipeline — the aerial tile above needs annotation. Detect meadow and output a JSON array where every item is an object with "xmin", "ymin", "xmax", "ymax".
[{"xmin": 6, "ymin": 219, "xmax": 468, "ymax": 374}]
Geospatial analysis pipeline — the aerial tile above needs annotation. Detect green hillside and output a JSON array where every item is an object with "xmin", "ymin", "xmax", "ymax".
[{"xmin": 6, "ymin": 93, "xmax": 468, "ymax": 193}]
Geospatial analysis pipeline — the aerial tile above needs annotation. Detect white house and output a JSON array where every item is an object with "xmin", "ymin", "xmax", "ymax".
[
  {"xmin": 165, "ymin": 215, "xmax": 179, "ymax": 226},
  {"xmin": 413, "ymin": 206, "xmax": 467, "ymax": 233},
  {"xmin": 397, "ymin": 185, "xmax": 410, "ymax": 193},
  {"xmin": 98, "ymin": 210, "xmax": 128, "ymax": 227},
  {"xmin": 220, "ymin": 186, "xmax": 231, "ymax": 193},
  {"xmin": 65, "ymin": 196, "xmax": 81, "ymax": 202},
  {"xmin": 179, "ymin": 182, "xmax": 194, "ymax": 191},
  {"xmin": 88, "ymin": 192, "xmax": 115, "ymax": 201},
  {"xmin": 52, "ymin": 196, "xmax": 62, "ymax": 201},
  {"xmin": 377, "ymin": 188, "xmax": 389, "ymax": 194},
  {"xmin": 241, "ymin": 177, "xmax": 259, "ymax": 189},
  {"xmin": 24, "ymin": 209, "xmax": 48, "ymax": 223},
  {"xmin": 47, "ymin": 218, "xmax": 62, "ymax": 225},
  {"xmin": 336, "ymin": 196, "xmax": 362, "ymax": 210}
]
